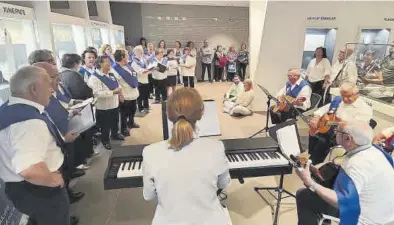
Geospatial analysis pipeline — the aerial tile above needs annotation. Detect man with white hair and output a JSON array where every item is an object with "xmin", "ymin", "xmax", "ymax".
[
  {"xmin": 270, "ymin": 68, "xmax": 311, "ymax": 124},
  {"xmin": 295, "ymin": 121, "xmax": 394, "ymax": 225},
  {"xmin": 131, "ymin": 45, "xmax": 151, "ymax": 113},
  {"xmin": 0, "ymin": 66, "xmax": 70, "ymax": 225},
  {"xmin": 308, "ymin": 82, "xmax": 373, "ymax": 164}
]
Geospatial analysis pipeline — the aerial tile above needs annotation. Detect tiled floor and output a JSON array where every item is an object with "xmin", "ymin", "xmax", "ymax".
[{"xmin": 70, "ymin": 82, "xmax": 309, "ymax": 225}]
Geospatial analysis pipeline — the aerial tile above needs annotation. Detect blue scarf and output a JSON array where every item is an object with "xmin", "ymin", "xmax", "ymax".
[
  {"xmin": 78, "ymin": 67, "xmax": 93, "ymax": 78},
  {"xmin": 133, "ymin": 57, "xmax": 147, "ymax": 69},
  {"xmin": 56, "ymin": 83, "xmax": 71, "ymax": 103},
  {"xmin": 112, "ymin": 63, "xmax": 139, "ymax": 88},
  {"xmin": 45, "ymin": 96, "xmax": 70, "ymax": 135},
  {"xmin": 93, "ymin": 72, "xmax": 119, "ymax": 90},
  {"xmin": 0, "ymin": 102, "xmax": 64, "ymax": 147}
]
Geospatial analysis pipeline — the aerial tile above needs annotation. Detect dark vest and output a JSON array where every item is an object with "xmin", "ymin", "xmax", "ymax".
[
  {"xmin": 285, "ymin": 80, "xmax": 310, "ymax": 98},
  {"xmin": 55, "ymin": 83, "xmax": 71, "ymax": 103},
  {"xmin": 0, "ymin": 102, "xmax": 64, "ymax": 147}
]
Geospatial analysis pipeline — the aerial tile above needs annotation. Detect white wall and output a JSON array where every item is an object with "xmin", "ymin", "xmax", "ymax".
[{"xmin": 255, "ymin": 1, "xmax": 394, "ymax": 95}]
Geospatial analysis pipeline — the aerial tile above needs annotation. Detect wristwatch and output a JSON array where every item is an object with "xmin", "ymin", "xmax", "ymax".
[{"xmin": 308, "ymin": 180, "xmax": 317, "ymax": 192}]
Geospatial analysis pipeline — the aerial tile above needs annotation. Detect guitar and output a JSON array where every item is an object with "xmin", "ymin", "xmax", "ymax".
[
  {"xmin": 298, "ymin": 112, "xmax": 340, "ymax": 136},
  {"xmin": 272, "ymin": 95, "xmax": 306, "ymax": 113}
]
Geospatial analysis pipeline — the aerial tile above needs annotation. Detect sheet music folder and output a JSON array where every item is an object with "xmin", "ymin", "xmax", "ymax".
[
  {"xmin": 268, "ymin": 119, "xmax": 303, "ymax": 157},
  {"xmin": 157, "ymin": 63, "xmax": 167, "ymax": 73},
  {"xmin": 68, "ymin": 103, "xmax": 96, "ymax": 134}
]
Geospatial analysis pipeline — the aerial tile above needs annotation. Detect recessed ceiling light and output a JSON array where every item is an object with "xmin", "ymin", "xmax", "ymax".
[
  {"xmin": 157, "ymin": 17, "xmax": 162, "ymax": 20},
  {"xmin": 166, "ymin": 16, "xmax": 171, "ymax": 20}
]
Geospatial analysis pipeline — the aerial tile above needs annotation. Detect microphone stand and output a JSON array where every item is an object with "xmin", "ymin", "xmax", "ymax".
[{"xmin": 249, "ymin": 84, "xmax": 279, "ymax": 138}]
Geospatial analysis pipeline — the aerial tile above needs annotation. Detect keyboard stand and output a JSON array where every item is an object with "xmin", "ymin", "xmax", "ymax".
[{"xmin": 254, "ymin": 173, "xmax": 295, "ymax": 225}]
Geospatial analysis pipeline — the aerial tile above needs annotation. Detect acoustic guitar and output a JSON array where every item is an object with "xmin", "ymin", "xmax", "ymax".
[
  {"xmin": 272, "ymin": 95, "xmax": 306, "ymax": 113},
  {"xmin": 376, "ymin": 135, "xmax": 394, "ymax": 154},
  {"xmin": 298, "ymin": 112, "xmax": 340, "ymax": 136}
]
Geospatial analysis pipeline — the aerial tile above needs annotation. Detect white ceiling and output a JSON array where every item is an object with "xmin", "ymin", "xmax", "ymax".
[{"xmin": 117, "ymin": 0, "xmax": 250, "ymax": 7}]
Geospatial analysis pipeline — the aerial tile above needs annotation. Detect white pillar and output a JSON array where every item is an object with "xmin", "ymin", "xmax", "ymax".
[
  {"xmin": 249, "ymin": 0, "xmax": 268, "ymax": 81},
  {"xmin": 31, "ymin": 0, "xmax": 54, "ymax": 51}
]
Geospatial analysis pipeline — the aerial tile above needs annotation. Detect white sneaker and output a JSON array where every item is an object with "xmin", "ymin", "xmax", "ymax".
[{"xmin": 76, "ymin": 164, "xmax": 90, "ymax": 170}]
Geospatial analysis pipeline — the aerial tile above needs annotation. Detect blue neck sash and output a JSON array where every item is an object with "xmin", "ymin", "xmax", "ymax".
[
  {"xmin": 0, "ymin": 102, "xmax": 64, "ymax": 147},
  {"xmin": 78, "ymin": 67, "xmax": 93, "ymax": 78},
  {"xmin": 329, "ymin": 96, "xmax": 342, "ymax": 114},
  {"xmin": 45, "ymin": 96, "xmax": 70, "ymax": 135},
  {"xmin": 56, "ymin": 83, "xmax": 71, "ymax": 103},
  {"xmin": 133, "ymin": 57, "xmax": 147, "ymax": 69},
  {"xmin": 113, "ymin": 63, "xmax": 138, "ymax": 88},
  {"xmin": 93, "ymin": 72, "xmax": 119, "ymax": 90}
]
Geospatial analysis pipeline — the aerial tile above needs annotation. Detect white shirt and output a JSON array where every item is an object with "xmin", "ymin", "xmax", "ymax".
[
  {"xmin": 340, "ymin": 145, "xmax": 394, "ymax": 224},
  {"xmin": 179, "ymin": 55, "xmax": 197, "ymax": 77},
  {"xmin": 307, "ymin": 58, "xmax": 332, "ymax": 82},
  {"xmin": 167, "ymin": 59, "xmax": 178, "ymax": 76},
  {"xmin": 80, "ymin": 65, "xmax": 95, "ymax": 83},
  {"xmin": 131, "ymin": 57, "xmax": 149, "ymax": 84},
  {"xmin": 330, "ymin": 60, "xmax": 358, "ymax": 86},
  {"xmin": 88, "ymin": 70, "xmax": 119, "ymax": 110},
  {"xmin": 111, "ymin": 64, "xmax": 139, "ymax": 101},
  {"xmin": 151, "ymin": 58, "xmax": 168, "ymax": 80},
  {"xmin": 143, "ymin": 138, "xmax": 231, "ymax": 225},
  {"xmin": 314, "ymin": 97, "xmax": 372, "ymax": 123},
  {"xmin": 0, "ymin": 97, "xmax": 64, "ymax": 182},
  {"xmin": 276, "ymin": 78, "xmax": 312, "ymax": 110}
]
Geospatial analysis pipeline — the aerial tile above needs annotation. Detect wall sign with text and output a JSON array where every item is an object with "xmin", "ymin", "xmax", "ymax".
[
  {"xmin": 0, "ymin": 3, "xmax": 34, "ymax": 20},
  {"xmin": 307, "ymin": 17, "xmax": 336, "ymax": 21},
  {"xmin": 384, "ymin": 18, "xmax": 394, "ymax": 22}
]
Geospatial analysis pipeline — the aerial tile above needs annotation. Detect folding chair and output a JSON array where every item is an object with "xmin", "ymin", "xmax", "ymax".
[{"xmin": 302, "ymin": 93, "xmax": 322, "ymax": 117}]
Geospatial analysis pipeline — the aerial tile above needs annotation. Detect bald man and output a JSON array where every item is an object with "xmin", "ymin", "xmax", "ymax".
[
  {"xmin": 270, "ymin": 68, "xmax": 312, "ymax": 124},
  {"xmin": 330, "ymin": 48, "xmax": 357, "ymax": 89},
  {"xmin": 0, "ymin": 66, "xmax": 69, "ymax": 225}
]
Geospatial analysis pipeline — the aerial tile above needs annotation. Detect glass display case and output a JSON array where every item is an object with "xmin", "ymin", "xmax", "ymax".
[
  {"xmin": 345, "ymin": 42, "xmax": 394, "ymax": 113},
  {"xmin": 88, "ymin": 26, "xmax": 109, "ymax": 51}
]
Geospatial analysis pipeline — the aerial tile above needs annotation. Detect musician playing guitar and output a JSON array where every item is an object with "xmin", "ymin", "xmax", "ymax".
[
  {"xmin": 270, "ymin": 68, "xmax": 311, "ymax": 124},
  {"xmin": 373, "ymin": 126, "xmax": 394, "ymax": 153},
  {"xmin": 308, "ymin": 82, "xmax": 372, "ymax": 164}
]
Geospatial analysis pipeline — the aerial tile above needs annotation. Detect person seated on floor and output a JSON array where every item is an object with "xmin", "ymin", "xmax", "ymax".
[
  {"xmin": 295, "ymin": 121, "xmax": 394, "ymax": 225},
  {"xmin": 223, "ymin": 75, "xmax": 244, "ymax": 102},
  {"xmin": 270, "ymin": 68, "xmax": 311, "ymax": 124},
  {"xmin": 142, "ymin": 88, "xmax": 231, "ymax": 225},
  {"xmin": 223, "ymin": 79, "xmax": 254, "ymax": 117},
  {"xmin": 308, "ymin": 82, "xmax": 372, "ymax": 164}
]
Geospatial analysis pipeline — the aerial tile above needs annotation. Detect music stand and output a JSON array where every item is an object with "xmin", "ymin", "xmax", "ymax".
[
  {"xmin": 249, "ymin": 84, "xmax": 279, "ymax": 138},
  {"xmin": 254, "ymin": 119, "xmax": 302, "ymax": 225}
]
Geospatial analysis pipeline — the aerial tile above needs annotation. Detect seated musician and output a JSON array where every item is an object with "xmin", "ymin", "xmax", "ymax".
[
  {"xmin": 308, "ymin": 82, "xmax": 372, "ymax": 164},
  {"xmin": 224, "ymin": 75, "xmax": 244, "ymax": 102},
  {"xmin": 295, "ymin": 121, "xmax": 394, "ymax": 225},
  {"xmin": 329, "ymin": 48, "xmax": 357, "ymax": 99},
  {"xmin": 358, "ymin": 50, "xmax": 382, "ymax": 85},
  {"xmin": 223, "ymin": 79, "xmax": 254, "ymax": 117},
  {"xmin": 142, "ymin": 88, "xmax": 231, "ymax": 225},
  {"xmin": 270, "ymin": 68, "xmax": 311, "ymax": 124},
  {"xmin": 373, "ymin": 126, "xmax": 394, "ymax": 153}
]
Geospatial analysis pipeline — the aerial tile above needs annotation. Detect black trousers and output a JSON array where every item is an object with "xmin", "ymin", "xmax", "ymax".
[
  {"xmin": 148, "ymin": 73, "xmax": 154, "ymax": 94},
  {"xmin": 214, "ymin": 65, "xmax": 224, "ymax": 81},
  {"xmin": 270, "ymin": 106, "xmax": 304, "ymax": 124},
  {"xmin": 154, "ymin": 79, "xmax": 167, "ymax": 101},
  {"xmin": 309, "ymin": 129, "xmax": 336, "ymax": 165},
  {"xmin": 239, "ymin": 63, "xmax": 248, "ymax": 81},
  {"xmin": 227, "ymin": 72, "xmax": 236, "ymax": 81},
  {"xmin": 183, "ymin": 76, "xmax": 195, "ymax": 88},
  {"xmin": 137, "ymin": 83, "xmax": 150, "ymax": 111},
  {"xmin": 5, "ymin": 181, "xmax": 70, "ymax": 225},
  {"xmin": 310, "ymin": 80, "xmax": 325, "ymax": 107},
  {"xmin": 96, "ymin": 108, "xmax": 119, "ymax": 143},
  {"xmin": 73, "ymin": 128, "xmax": 93, "ymax": 166},
  {"xmin": 120, "ymin": 100, "xmax": 137, "ymax": 131},
  {"xmin": 201, "ymin": 63, "xmax": 212, "ymax": 81},
  {"xmin": 296, "ymin": 188, "xmax": 339, "ymax": 225}
]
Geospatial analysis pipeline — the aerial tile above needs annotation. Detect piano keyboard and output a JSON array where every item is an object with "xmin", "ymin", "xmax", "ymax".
[
  {"xmin": 104, "ymin": 138, "xmax": 293, "ymax": 190},
  {"xmin": 226, "ymin": 150, "xmax": 289, "ymax": 169}
]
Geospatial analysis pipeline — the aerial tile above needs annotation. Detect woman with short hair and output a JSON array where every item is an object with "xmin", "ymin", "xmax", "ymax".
[
  {"xmin": 166, "ymin": 49, "xmax": 178, "ymax": 96},
  {"xmin": 99, "ymin": 44, "xmax": 116, "ymax": 66},
  {"xmin": 143, "ymin": 88, "xmax": 231, "ymax": 225}
]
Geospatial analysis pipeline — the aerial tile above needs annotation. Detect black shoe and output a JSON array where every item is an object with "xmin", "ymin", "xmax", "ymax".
[
  {"xmin": 122, "ymin": 130, "xmax": 130, "ymax": 136},
  {"xmin": 154, "ymin": 100, "xmax": 160, "ymax": 104},
  {"xmin": 112, "ymin": 134, "xmax": 125, "ymax": 141},
  {"xmin": 69, "ymin": 191, "xmax": 85, "ymax": 204},
  {"xmin": 92, "ymin": 137, "xmax": 98, "ymax": 145},
  {"xmin": 103, "ymin": 142, "xmax": 112, "ymax": 150},
  {"xmin": 128, "ymin": 123, "xmax": 140, "ymax": 129},
  {"xmin": 71, "ymin": 216, "xmax": 79, "ymax": 225},
  {"xmin": 71, "ymin": 170, "xmax": 85, "ymax": 179}
]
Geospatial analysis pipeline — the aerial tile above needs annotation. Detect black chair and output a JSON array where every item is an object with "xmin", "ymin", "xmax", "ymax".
[{"xmin": 369, "ymin": 119, "xmax": 377, "ymax": 129}]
